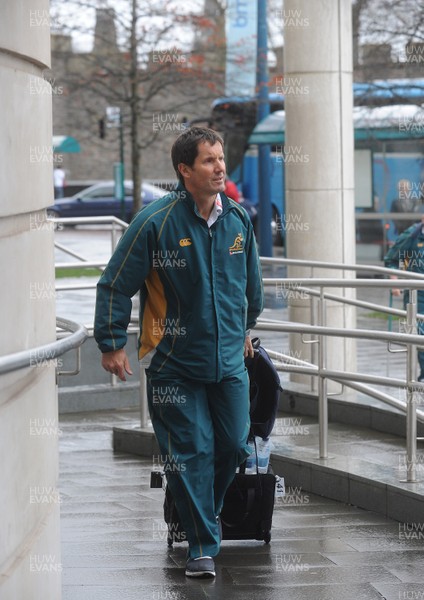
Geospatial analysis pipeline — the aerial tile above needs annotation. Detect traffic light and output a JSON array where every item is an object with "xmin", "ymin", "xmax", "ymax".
[{"xmin": 99, "ymin": 118, "xmax": 105, "ymax": 139}]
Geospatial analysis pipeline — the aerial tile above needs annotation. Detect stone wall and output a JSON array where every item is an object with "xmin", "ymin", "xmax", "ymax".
[{"xmin": 0, "ymin": 1, "xmax": 61, "ymax": 597}]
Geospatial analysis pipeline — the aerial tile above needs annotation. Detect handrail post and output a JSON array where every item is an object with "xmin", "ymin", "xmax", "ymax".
[
  {"xmin": 318, "ymin": 286, "xmax": 328, "ymax": 459},
  {"xmin": 310, "ymin": 296, "xmax": 318, "ymax": 393},
  {"xmin": 139, "ymin": 362, "xmax": 149, "ymax": 428},
  {"xmin": 111, "ymin": 220, "xmax": 119, "ymax": 252},
  {"xmin": 311, "ymin": 265, "xmax": 318, "ymax": 395},
  {"xmin": 405, "ymin": 288, "xmax": 418, "ymax": 482}
]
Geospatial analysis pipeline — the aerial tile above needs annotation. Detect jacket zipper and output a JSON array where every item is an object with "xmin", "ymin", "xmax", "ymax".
[{"xmin": 208, "ymin": 225, "xmax": 220, "ymax": 382}]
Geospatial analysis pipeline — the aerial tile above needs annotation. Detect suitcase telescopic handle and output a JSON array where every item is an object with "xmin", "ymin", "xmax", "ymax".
[{"xmin": 252, "ymin": 337, "xmax": 261, "ymax": 351}]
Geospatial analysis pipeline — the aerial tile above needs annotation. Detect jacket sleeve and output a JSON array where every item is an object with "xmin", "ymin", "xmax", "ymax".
[
  {"xmin": 384, "ymin": 224, "xmax": 417, "ymax": 270},
  {"xmin": 94, "ymin": 213, "xmax": 154, "ymax": 353},
  {"xmin": 245, "ymin": 222, "xmax": 264, "ymax": 330}
]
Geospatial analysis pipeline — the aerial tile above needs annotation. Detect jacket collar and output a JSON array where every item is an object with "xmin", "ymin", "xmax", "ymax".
[{"xmin": 175, "ymin": 182, "xmax": 232, "ymax": 218}]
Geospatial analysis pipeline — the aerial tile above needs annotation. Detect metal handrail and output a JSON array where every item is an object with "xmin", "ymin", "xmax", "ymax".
[
  {"xmin": 291, "ymin": 286, "xmax": 407, "ymax": 318},
  {"xmin": 265, "ymin": 277, "xmax": 424, "ymax": 287},
  {"xmin": 52, "ymin": 215, "xmax": 128, "ymax": 267},
  {"xmin": 131, "ymin": 256, "xmax": 424, "ymax": 482},
  {"xmin": 257, "ymin": 319, "xmax": 424, "ymax": 347},
  {"xmin": 0, "ymin": 318, "xmax": 88, "ymax": 376},
  {"xmin": 51, "ymin": 216, "xmax": 128, "ymax": 227},
  {"xmin": 265, "ymin": 331, "xmax": 424, "ymax": 397},
  {"xmin": 52, "ymin": 216, "xmax": 129, "ymax": 297},
  {"xmin": 356, "ymin": 212, "xmax": 424, "ymax": 220},
  {"xmin": 265, "ymin": 347, "xmax": 423, "ymax": 416},
  {"xmin": 56, "ymin": 261, "xmax": 108, "ymax": 269},
  {"xmin": 261, "ymin": 256, "xmax": 424, "ymax": 278},
  {"xmin": 50, "ymin": 218, "xmax": 424, "ymax": 482},
  {"xmin": 256, "ymin": 257, "xmax": 424, "ymax": 482}
]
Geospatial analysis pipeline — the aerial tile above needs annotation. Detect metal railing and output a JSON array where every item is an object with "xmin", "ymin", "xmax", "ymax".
[
  {"xmin": 51, "ymin": 215, "xmax": 135, "ymax": 387},
  {"xmin": 0, "ymin": 317, "xmax": 88, "ymax": 376},
  {"xmin": 49, "ymin": 215, "xmax": 424, "ymax": 483},
  {"xmin": 135, "ymin": 258, "xmax": 424, "ymax": 483},
  {"xmin": 256, "ymin": 257, "xmax": 424, "ymax": 483},
  {"xmin": 53, "ymin": 215, "xmax": 127, "ymax": 272}
]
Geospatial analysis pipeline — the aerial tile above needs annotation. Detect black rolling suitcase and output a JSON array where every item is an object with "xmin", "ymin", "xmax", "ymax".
[
  {"xmin": 163, "ymin": 481, "xmax": 185, "ymax": 546},
  {"xmin": 159, "ymin": 446, "xmax": 276, "ymax": 545},
  {"xmin": 220, "ymin": 457, "xmax": 276, "ymax": 543},
  {"xmin": 151, "ymin": 338, "xmax": 282, "ymax": 546},
  {"xmin": 218, "ymin": 337, "xmax": 280, "ymax": 543}
]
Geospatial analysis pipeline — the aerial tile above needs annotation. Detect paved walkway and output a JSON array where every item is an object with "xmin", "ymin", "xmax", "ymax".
[
  {"xmin": 60, "ymin": 410, "xmax": 424, "ymax": 600},
  {"xmin": 56, "ymin": 238, "xmax": 424, "ymax": 597}
]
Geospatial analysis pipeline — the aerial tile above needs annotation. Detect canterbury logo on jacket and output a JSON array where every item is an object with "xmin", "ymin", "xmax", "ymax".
[{"xmin": 94, "ymin": 184, "xmax": 264, "ymax": 382}]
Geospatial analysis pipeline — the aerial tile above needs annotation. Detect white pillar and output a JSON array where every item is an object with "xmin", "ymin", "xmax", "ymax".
[
  {"xmin": 283, "ymin": 0, "xmax": 356, "ymax": 386},
  {"xmin": 0, "ymin": 2, "xmax": 61, "ymax": 598}
]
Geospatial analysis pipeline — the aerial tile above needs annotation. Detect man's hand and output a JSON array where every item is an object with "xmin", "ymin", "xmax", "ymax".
[
  {"xmin": 101, "ymin": 348, "xmax": 133, "ymax": 382},
  {"xmin": 389, "ymin": 274, "xmax": 402, "ymax": 297},
  {"xmin": 244, "ymin": 335, "xmax": 254, "ymax": 358}
]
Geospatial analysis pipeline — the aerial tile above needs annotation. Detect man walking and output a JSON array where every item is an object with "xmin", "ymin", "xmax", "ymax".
[
  {"xmin": 53, "ymin": 165, "xmax": 66, "ymax": 199},
  {"xmin": 94, "ymin": 127, "xmax": 263, "ymax": 577},
  {"xmin": 390, "ymin": 179, "xmax": 419, "ymax": 235},
  {"xmin": 385, "ymin": 217, "xmax": 424, "ymax": 381}
]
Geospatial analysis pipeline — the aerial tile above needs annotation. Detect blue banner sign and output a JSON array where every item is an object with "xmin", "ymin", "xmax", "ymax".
[{"xmin": 225, "ymin": 0, "xmax": 258, "ymax": 96}]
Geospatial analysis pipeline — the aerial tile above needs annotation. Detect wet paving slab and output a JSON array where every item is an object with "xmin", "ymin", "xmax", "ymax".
[{"xmin": 60, "ymin": 411, "xmax": 424, "ymax": 600}]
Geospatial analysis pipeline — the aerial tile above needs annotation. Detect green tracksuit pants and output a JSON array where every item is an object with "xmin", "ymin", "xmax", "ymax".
[{"xmin": 147, "ymin": 369, "xmax": 251, "ymax": 558}]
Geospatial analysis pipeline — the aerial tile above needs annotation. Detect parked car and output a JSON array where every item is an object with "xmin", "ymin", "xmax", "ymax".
[
  {"xmin": 47, "ymin": 180, "xmax": 258, "ymax": 226},
  {"xmin": 47, "ymin": 181, "xmax": 166, "ymax": 222}
]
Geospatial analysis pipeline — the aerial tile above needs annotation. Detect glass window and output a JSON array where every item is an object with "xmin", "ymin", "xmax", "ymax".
[{"xmin": 82, "ymin": 186, "xmax": 114, "ymax": 200}]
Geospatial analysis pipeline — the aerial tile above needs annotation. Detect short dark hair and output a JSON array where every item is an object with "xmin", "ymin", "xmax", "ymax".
[{"xmin": 171, "ymin": 126, "xmax": 224, "ymax": 184}]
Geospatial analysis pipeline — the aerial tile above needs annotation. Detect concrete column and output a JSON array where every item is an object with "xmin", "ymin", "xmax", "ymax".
[
  {"xmin": 0, "ymin": 2, "xmax": 61, "ymax": 598},
  {"xmin": 283, "ymin": 0, "xmax": 356, "ymax": 386}
]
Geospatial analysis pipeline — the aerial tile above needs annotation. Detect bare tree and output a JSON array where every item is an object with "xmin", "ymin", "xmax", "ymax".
[
  {"xmin": 50, "ymin": 0, "xmax": 227, "ymax": 213},
  {"xmin": 353, "ymin": 0, "xmax": 424, "ymax": 88}
]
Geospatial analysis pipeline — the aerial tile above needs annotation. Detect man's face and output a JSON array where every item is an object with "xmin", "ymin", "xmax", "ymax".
[
  {"xmin": 398, "ymin": 179, "xmax": 410, "ymax": 196},
  {"xmin": 179, "ymin": 141, "xmax": 226, "ymax": 197}
]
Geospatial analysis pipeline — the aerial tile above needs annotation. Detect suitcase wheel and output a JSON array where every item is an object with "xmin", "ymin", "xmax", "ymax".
[{"xmin": 264, "ymin": 531, "xmax": 271, "ymax": 544}]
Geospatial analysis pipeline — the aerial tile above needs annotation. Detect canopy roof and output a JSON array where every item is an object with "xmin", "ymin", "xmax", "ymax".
[
  {"xmin": 248, "ymin": 105, "xmax": 424, "ymax": 145},
  {"xmin": 52, "ymin": 136, "xmax": 80, "ymax": 153}
]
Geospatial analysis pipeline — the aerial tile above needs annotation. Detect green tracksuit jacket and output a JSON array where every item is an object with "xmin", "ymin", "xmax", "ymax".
[
  {"xmin": 384, "ymin": 222, "xmax": 424, "ymax": 305},
  {"xmin": 94, "ymin": 184, "xmax": 264, "ymax": 382}
]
